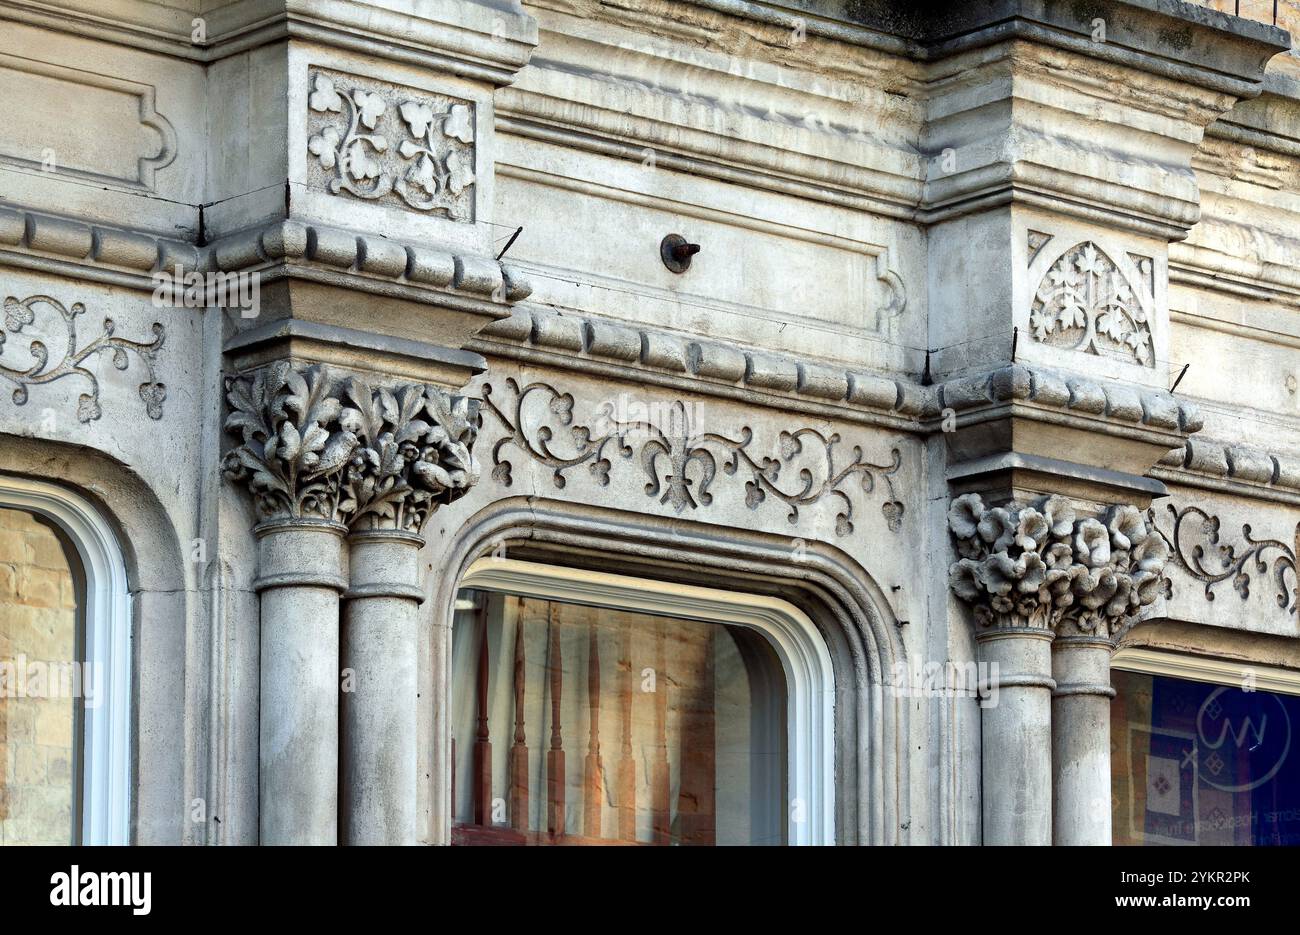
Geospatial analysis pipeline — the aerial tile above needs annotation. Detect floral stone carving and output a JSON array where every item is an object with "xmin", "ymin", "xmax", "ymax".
[
  {"xmin": 223, "ymin": 361, "xmax": 480, "ymax": 532},
  {"xmin": 1, "ymin": 294, "xmax": 165, "ymax": 423},
  {"xmin": 483, "ymin": 378, "xmax": 904, "ymax": 536},
  {"xmin": 1030, "ymin": 242, "xmax": 1154, "ymax": 366},
  {"xmin": 306, "ymin": 70, "xmax": 475, "ymax": 221},
  {"xmin": 947, "ymin": 493, "xmax": 1170, "ymax": 637}
]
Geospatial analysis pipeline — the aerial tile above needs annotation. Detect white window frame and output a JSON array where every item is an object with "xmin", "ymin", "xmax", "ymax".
[
  {"xmin": 0, "ymin": 475, "xmax": 132, "ymax": 845},
  {"xmin": 1113, "ymin": 648, "xmax": 1300, "ymax": 696},
  {"xmin": 459, "ymin": 557, "xmax": 836, "ymax": 845}
]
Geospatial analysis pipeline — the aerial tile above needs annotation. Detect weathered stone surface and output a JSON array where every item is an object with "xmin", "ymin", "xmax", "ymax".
[{"xmin": 0, "ymin": 0, "xmax": 1296, "ymax": 850}]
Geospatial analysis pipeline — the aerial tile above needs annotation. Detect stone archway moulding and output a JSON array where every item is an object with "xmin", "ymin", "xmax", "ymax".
[
  {"xmin": 427, "ymin": 496, "xmax": 910, "ymax": 846},
  {"xmin": 0, "ymin": 437, "xmax": 191, "ymax": 844}
]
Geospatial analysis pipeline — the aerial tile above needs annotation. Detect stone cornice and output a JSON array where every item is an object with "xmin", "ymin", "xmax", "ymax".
[
  {"xmin": 7, "ymin": 0, "xmax": 1290, "ymax": 248},
  {"xmin": 500, "ymin": 0, "xmax": 1289, "ymax": 242},
  {"xmin": 498, "ymin": 3, "xmax": 927, "ymax": 222},
  {"xmin": 0, "ymin": 204, "xmax": 202, "ymax": 288},
  {"xmin": 0, "ymin": 207, "xmax": 533, "ymax": 309},
  {"xmin": 494, "ymin": 105, "xmax": 922, "ymax": 223},
  {"xmin": 1170, "ymin": 247, "xmax": 1300, "ymax": 310},
  {"xmin": 1, "ymin": 0, "xmax": 538, "ymax": 83},
  {"xmin": 471, "ymin": 304, "xmax": 930, "ymax": 429},
  {"xmin": 918, "ymin": 40, "xmax": 1246, "ymax": 240},
  {"xmin": 915, "ymin": 1, "xmax": 1286, "ymax": 95},
  {"xmin": 1155, "ymin": 437, "xmax": 1300, "ymax": 506},
  {"xmin": 209, "ymin": 220, "xmax": 533, "ymax": 308},
  {"xmin": 471, "ymin": 307, "xmax": 1216, "ymax": 450},
  {"xmin": 666, "ymin": 0, "xmax": 1288, "ymax": 90},
  {"xmin": 938, "ymin": 363, "xmax": 1202, "ymax": 439}
]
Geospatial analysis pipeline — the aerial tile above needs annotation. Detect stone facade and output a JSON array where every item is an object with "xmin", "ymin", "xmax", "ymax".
[{"xmin": 0, "ymin": 0, "xmax": 1296, "ymax": 845}]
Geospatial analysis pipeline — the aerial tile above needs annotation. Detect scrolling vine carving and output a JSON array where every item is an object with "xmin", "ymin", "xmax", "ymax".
[
  {"xmin": 0, "ymin": 294, "xmax": 165, "ymax": 423},
  {"xmin": 1150, "ymin": 503, "xmax": 1296, "ymax": 616},
  {"xmin": 482, "ymin": 378, "xmax": 904, "ymax": 536}
]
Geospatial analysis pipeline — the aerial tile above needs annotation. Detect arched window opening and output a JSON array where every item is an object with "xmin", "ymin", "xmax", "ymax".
[
  {"xmin": 449, "ymin": 558, "xmax": 834, "ymax": 846},
  {"xmin": 0, "ymin": 477, "xmax": 130, "ymax": 845},
  {"xmin": 1112, "ymin": 648, "xmax": 1300, "ymax": 847}
]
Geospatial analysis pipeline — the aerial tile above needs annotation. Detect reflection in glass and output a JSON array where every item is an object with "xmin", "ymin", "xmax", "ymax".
[
  {"xmin": 1112, "ymin": 669, "xmax": 1300, "ymax": 845},
  {"xmin": 451, "ymin": 589, "xmax": 787, "ymax": 845},
  {"xmin": 0, "ymin": 507, "xmax": 83, "ymax": 845}
]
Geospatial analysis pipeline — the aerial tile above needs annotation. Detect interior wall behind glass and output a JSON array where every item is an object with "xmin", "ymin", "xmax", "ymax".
[
  {"xmin": 451, "ymin": 589, "xmax": 787, "ymax": 845},
  {"xmin": 0, "ymin": 508, "xmax": 79, "ymax": 846}
]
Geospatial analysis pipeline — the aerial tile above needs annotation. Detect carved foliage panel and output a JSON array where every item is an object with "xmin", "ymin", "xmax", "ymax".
[
  {"xmin": 305, "ymin": 68, "xmax": 476, "ymax": 221},
  {"xmin": 478, "ymin": 375, "xmax": 910, "ymax": 539},
  {"xmin": 1026, "ymin": 231, "xmax": 1158, "ymax": 368}
]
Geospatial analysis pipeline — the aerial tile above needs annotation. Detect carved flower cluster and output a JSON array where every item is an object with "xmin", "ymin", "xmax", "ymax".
[
  {"xmin": 947, "ymin": 493, "xmax": 1170, "ymax": 637},
  {"xmin": 222, "ymin": 362, "xmax": 479, "ymax": 532}
]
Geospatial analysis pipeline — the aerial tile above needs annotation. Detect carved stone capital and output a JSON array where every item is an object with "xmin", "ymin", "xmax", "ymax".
[
  {"xmin": 222, "ymin": 361, "xmax": 480, "ymax": 534},
  {"xmin": 947, "ymin": 493, "xmax": 1170, "ymax": 639}
]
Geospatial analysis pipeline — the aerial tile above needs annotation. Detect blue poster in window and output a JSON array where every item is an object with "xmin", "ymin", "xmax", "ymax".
[{"xmin": 1116, "ymin": 671, "xmax": 1300, "ymax": 846}]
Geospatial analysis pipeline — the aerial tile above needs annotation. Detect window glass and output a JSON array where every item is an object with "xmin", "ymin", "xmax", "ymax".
[
  {"xmin": 0, "ymin": 507, "xmax": 83, "ymax": 845},
  {"xmin": 451, "ymin": 588, "xmax": 787, "ymax": 845},
  {"xmin": 1112, "ymin": 669, "xmax": 1300, "ymax": 845}
]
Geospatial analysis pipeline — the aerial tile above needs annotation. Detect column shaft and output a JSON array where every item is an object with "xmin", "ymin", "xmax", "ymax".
[
  {"xmin": 255, "ymin": 519, "xmax": 346, "ymax": 845},
  {"xmin": 341, "ymin": 529, "xmax": 424, "ymax": 845},
  {"xmin": 976, "ymin": 627, "xmax": 1055, "ymax": 845},
  {"xmin": 1051, "ymin": 637, "xmax": 1115, "ymax": 846}
]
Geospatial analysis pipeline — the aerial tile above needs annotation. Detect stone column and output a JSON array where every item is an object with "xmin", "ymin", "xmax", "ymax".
[
  {"xmin": 254, "ymin": 518, "xmax": 346, "ymax": 844},
  {"xmin": 974, "ymin": 623, "xmax": 1055, "ymax": 845},
  {"xmin": 947, "ymin": 495, "xmax": 1170, "ymax": 846},
  {"xmin": 1051, "ymin": 633, "xmax": 1115, "ymax": 846},
  {"xmin": 225, "ymin": 366, "xmax": 481, "ymax": 845},
  {"xmin": 332, "ymin": 381, "xmax": 480, "ymax": 845},
  {"xmin": 341, "ymin": 529, "xmax": 424, "ymax": 844},
  {"xmin": 223, "ymin": 362, "xmax": 360, "ymax": 844}
]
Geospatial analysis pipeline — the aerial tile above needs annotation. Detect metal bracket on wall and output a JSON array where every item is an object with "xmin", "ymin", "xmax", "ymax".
[{"xmin": 660, "ymin": 234, "xmax": 700, "ymax": 273}]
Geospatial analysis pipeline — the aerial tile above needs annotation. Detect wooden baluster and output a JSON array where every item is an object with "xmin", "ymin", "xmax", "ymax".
[
  {"xmin": 509, "ymin": 601, "xmax": 529, "ymax": 833},
  {"xmin": 583, "ymin": 622, "xmax": 604, "ymax": 839},
  {"xmin": 0, "ymin": 691, "xmax": 7, "ymax": 821},
  {"xmin": 676, "ymin": 627, "xmax": 716, "ymax": 845},
  {"xmin": 617, "ymin": 626, "xmax": 636, "ymax": 842},
  {"xmin": 472, "ymin": 602, "xmax": 492, "ymax": 826},
  {"xmin": 652, "ymin": 620, "xmax": 671, "ymax": 845},
  {"xmin": 546, "ymin": 603, "xmax": 566, "ymax": 838}
]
